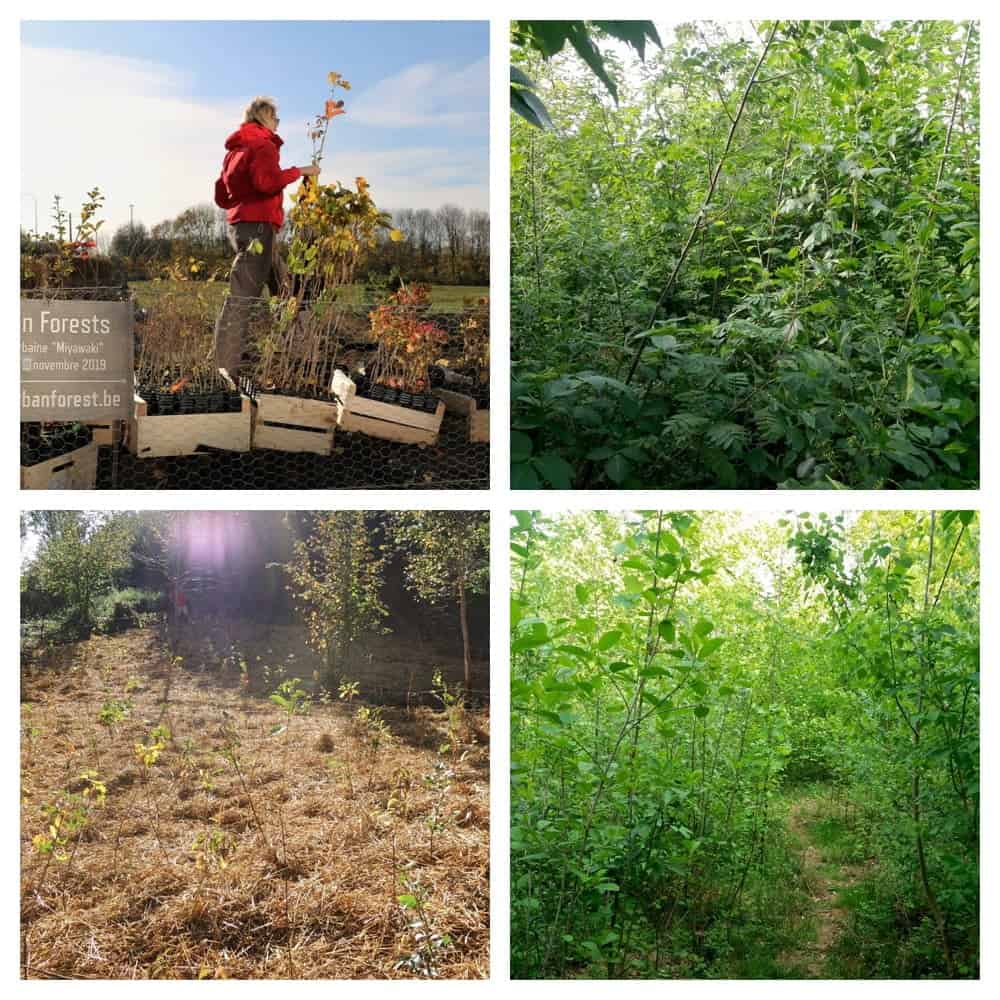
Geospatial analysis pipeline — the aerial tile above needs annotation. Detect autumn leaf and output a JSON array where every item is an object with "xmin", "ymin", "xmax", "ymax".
[{"xmin": 389, "ymin": 229, "xmax": 404, "ymax": 242}]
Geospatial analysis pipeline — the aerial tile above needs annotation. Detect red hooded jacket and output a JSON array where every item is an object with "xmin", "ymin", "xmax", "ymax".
[{"xmin": 215, "ymin": 122, "xmax": 301, "ymax": 228}]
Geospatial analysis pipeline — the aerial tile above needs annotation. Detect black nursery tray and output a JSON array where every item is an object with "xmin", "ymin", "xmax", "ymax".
[
  {"xmin": 136, "ymin": 368, "xmax": 243, "ymax": 416},
  {"xmin": 252, "ymin": 384, "xmax": 338, "ymax": 405},
  {"xmin": 136, "ymin": 385, "xmax": 244, "ymax": 416},
  {"xmin": 352, "ymin": 375, "xmax": 440, "ymax": 414}
]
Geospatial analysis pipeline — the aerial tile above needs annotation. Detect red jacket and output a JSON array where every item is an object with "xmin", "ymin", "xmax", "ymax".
[{"xmin": 216, "ymin": 122, "xmax": 301, "ymax": 228}]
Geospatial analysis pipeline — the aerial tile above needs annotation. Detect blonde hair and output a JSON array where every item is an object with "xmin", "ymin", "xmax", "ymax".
[{"xmin": 243, "ymin": 96, "xmax": 278, "ymax": 127}]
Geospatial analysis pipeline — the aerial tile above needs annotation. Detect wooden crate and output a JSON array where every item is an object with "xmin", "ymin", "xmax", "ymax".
[
  {"xmin": 85, "ymin": 420, "xmax": 116, "ymax": 446},
  {"xmin": 333, "ymin": 370, "xmax": 445, "ymax": 446},
  {"xmin": 21, "ymin": 439, "xmax": 99, "ymax": 489},
  {"xmin": 435, "ymin": 387, "xmax": 477, "ymax": 416},
  {"xmin": 434, "ymin": 388, "xmax": 489, "ymax": 443},
  {"xmin": 128, "ymin": 388, "xmax": 252, "ymax": 458},
  {"xmin": 252, "ymin": 393, "xmax": 337, "ymax": 455},
  {"xmin": 470, "ymin": 408, "xmax": 489, "ymax": 443}
]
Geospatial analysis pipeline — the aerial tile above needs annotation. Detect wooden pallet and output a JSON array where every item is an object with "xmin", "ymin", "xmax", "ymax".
[
  {"xmin": 333, "ymin": 370, "xmax": 445, "ymax": 446},
  {"xmin": 21, "ymin": 439, "xmax": 99, "ymax": 489},
  {"xmin": 252, "ymin": 393, "xmax": 337, "ymax": 455},
  {"xmin": 128, "ymin": 374, "xmax": 252, "ymax": 458}
]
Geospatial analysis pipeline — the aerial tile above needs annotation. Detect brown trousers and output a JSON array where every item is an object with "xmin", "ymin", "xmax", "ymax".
[{"xmin": 213, "ymin": 221, "xmax": 283, "ymax": 377}]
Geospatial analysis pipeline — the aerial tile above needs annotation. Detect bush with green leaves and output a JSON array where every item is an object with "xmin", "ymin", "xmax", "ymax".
[
  {"xmin": 23, "ymin": 512, "xmax": 138, "ymax": 634},
  {"xmin": 285, "ymin": 512, "xmax": 389, "ymax": 689},
  {"xmin": 512, "ymin": 21, "xmax": 979, "ymax": 489},
  {"xmin": 92, "ymin": 588, "xmax": 163, "ymax": 633},
  {"xmin": 511, "ymin": 510, "xmax": 978, "ymax": 979}
]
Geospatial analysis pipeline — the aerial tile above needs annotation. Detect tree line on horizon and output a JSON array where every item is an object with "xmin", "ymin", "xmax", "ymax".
[{"xmin": 21, "ymin": 200, "xmax": 490, "ymax": 287}]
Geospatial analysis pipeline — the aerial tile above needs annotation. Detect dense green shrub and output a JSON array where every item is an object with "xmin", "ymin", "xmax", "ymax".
[
  {"xmin": 511, "ymin": 511, "xmax": 978, "ymax": 978},
  {"xmin": 92, "ymin": 588, "xmax": 164, "ymax": 634},
  {"xmin": 512, "ymin": 21, "xmax": 979, "ymax": 488}
]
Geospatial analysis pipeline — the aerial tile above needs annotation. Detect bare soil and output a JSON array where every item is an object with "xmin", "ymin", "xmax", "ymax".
[{"xmin": 778, "ymin": 796, "xmax": 868, "ymax": 978}]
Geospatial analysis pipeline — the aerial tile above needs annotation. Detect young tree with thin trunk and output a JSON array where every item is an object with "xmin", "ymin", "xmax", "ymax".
[
  {"xmin": 286, "ymin": 512, "xmax": 388, "ymax": 688},
  {"xmin": 389, "ymin": 511, "xmax": 489, "ymax": 691}
]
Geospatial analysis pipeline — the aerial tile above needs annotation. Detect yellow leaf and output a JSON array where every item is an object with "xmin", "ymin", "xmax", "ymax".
[{"xmin": 389, "ymin": 229, "xmax": 404, "ymax": 243}]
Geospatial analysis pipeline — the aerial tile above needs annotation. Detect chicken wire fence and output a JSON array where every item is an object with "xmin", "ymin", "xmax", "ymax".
[{"xmin": 20, "ymin": 284, "xmax": 490, "ymax": 490}]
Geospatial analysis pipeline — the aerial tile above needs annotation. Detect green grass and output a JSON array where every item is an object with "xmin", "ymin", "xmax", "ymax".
[
  {"xmin": 805, "ymin": 811, "xmax": 868, "ymax": 866},
  {"xmin": 832, "ymin": 883, "xmax": 867, "ymax": 910},
  {"xmin": 129, "ymin": 280, "xmax": 488, "ymax": 313}
]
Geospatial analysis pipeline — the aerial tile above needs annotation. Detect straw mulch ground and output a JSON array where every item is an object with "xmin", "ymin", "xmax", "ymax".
[{"xmin": 20, "ymin": 629, "xmax": 489, "ymax": 979}]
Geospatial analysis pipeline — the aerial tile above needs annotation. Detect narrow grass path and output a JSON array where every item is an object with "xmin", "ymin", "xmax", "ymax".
[{"xmin": 778, "ymin": 793, "xmax": 870, "ymax": 978}]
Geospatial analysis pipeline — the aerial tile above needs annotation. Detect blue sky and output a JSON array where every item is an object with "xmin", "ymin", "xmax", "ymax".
[{"xmin": 21, "ymin": 20, "xmax": 489, "ymax": 236}]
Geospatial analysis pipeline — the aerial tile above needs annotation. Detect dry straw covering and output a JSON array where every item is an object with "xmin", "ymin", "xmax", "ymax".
[{"xmin": 21, "ymin": 630, "xmax": 489, "ymax": 979}]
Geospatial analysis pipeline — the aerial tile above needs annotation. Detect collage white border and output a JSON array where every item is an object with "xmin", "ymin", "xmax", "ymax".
[{"xmin": 5, "ymin": 1, "xmax": 994, "ymax": 995}]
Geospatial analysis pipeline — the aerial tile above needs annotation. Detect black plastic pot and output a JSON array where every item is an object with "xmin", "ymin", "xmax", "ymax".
[{"xmin": 429, "ymin": 364, "xmax": 473, "ymax": 390}]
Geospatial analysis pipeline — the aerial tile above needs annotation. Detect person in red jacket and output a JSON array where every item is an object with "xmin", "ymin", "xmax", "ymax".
[{"xmin": 213, "ymin": 96, "xmax": 320, "ymax": 381}]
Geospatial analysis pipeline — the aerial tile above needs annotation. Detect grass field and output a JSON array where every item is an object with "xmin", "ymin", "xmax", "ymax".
[
  {"xmin": 21, "ymin": 629, "xmax": 489, "ymax": 980},
  {"xmin": 130, "ymin": 281, "xmax": 488, "ymax": 313}
]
